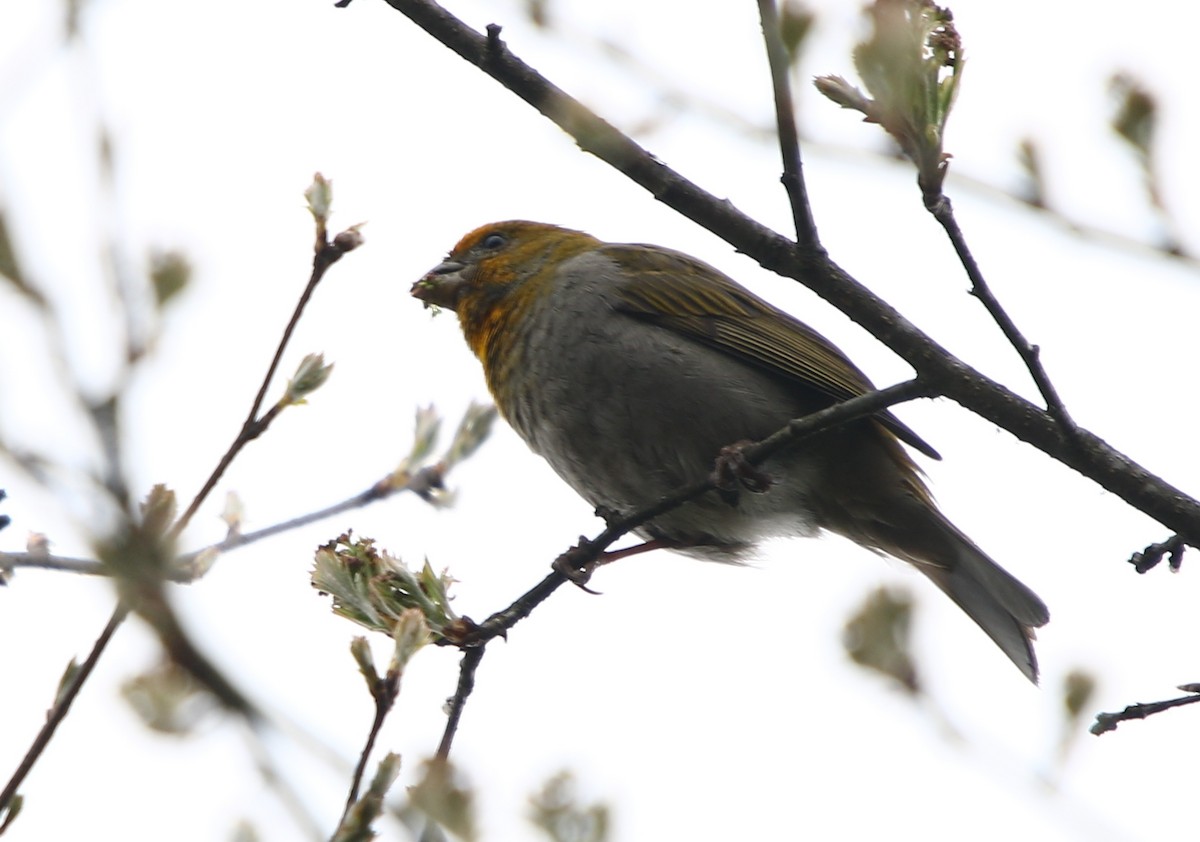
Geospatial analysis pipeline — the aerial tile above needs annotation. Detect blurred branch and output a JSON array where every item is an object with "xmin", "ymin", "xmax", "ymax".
[
  {"xmin": 1, "ymin": 551, "xmax": 109, "ymax": 577},
  {"xmin": 379, "ymin": 0, "xmax": 1200, "ymax": 549},
  {"xmin": 0, "ymin": 466, "xmax": 444, "ymax": 580},
  {"xmin": 1, "ymin": 478, "xmax": 424, "ymax": 580},
  {"xmin": 1, "ymin": 173, "xmax": 367, "ymax": 830},
  {"xmin": 100, "ymin": 486, "xmax": 258, "ymax": 717},
  {"xmin": 244, "ymin": 730, "xmax": 327, "ymax": 841},
  {"xmin": 0, "ymin": 403, "xmax": 497, "ymax": 583},
  {"xmin": 460, "ymin": 3, "xmax": 1195, "ymax": 264}
]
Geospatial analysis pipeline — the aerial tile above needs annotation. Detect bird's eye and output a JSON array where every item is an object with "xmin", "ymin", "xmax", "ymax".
[{"xmin": 481, "ymin": 233, "xmax": 507, "ymax": 250}]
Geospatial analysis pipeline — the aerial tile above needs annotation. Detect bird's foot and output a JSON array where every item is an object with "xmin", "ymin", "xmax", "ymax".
[
  {"xmin": 552, "ymin": 537, "xmax": 674, "ymax": 592},
  {"xmin": 552, "ymin": 539, "xmax": 603, "ymax": 592},
  {"xmin": 711, "ymin": 440, "xmax": 774, "ymax": 506}
]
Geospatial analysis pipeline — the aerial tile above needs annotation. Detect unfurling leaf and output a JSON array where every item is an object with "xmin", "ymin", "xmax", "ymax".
[
  {"xmin": 817, "ymin": 0, "xmax": 963, "ymax": 197},
  {"xmin": 283, "ymin": 353, "xmax": 333, "ymax": 406},
  {"xmin": 443, "ymin": 403, "xmax": 498, "ymax": 469},
  {"xmin": 305, "ymin": 173, "xmax": 334, "ymax": 226},
  {"xmin": 312, "ymin": 533, "xmax": 457, "ymax": 639}
]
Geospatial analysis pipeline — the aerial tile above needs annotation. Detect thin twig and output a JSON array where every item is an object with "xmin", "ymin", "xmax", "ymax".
[
  {"xmin": 458, "ymin": 378, "xmax": 933, "ymax": 647},
  {"xmin": 0, "ymin": 552, "xmax": 108, "ymax": 577},
  {"xmin": 571, "ymin": 379, "xmax": 934, "ymax": 573},
  {"xmin": 179, "ymin": 463, "xmax": 445, "ymax": 573},
  {"xmin": 1091, "ymin": 685, "xmax": 1200, "ymax": 735},
  {"xmin": 342, "ymin": 673, "xmax": 400, "ymax": 822},
  {"xmin": 927, "ymin": 196, "xmax": 1077, "ymax": 434},
  {"xmin": 756, "ymin": 0, "xmax": 819, "ymax": 250},
  {"xmin": 380, "ymin": 0, "xmax": 1200, "ymax": 545},
  {"xmin": 0, "ymin": 463, "xmax": 450, "ymax": 582},
  {"xmin": 0, "ymin": 604, "xmax": 129, "ymax": 821},
  {"xmin": 0, "ymin": 212, "xmax": 360, "ymax": 828},
  {"xmin": 424, "ymin": 380, "xmax": 932, "ymax": 761},
  {"xmin": 1129, "ymin": 533, "xmax": 1187, "ymax": 573},
  {"xmin": 173, "ymin": 240, "xmax": 350, "ymax": 536},
  {"xmin": 435, "ymin": 648, "xmax": 484, "ymax": 760},
  {"xmin": 458, "ymin": 3, "xmax": 1196, "ymax": 267}
]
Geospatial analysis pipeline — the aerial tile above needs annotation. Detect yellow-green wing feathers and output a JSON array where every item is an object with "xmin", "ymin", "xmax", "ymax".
[{"xmin": 605, "ymin": 245, "xmax": 940, "ymax": 460}]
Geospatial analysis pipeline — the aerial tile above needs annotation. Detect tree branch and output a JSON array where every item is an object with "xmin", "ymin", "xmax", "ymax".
[
  {"xmin": 927, "ymin": 194, "xmax": 1077, "ymax": 433},
  {"xmin": 378, "ymin": 0, "xmax": 1200, "ymax": 545},
  {"xmin": 1, "ymin": 435, "xmax": 477, "ymax": 583},
  {"xmin": 1129, "ymin": 533, "xmax": 1186, "ymax": 574},
  {"xmin": 427, "ymin": 379, "xmax": 933, "ymax": 760},
  {"xmin": 452, "ymin": 379, "xmax": 933, "ymax": 651},
  {"xmin": 434, "ymin": 648, "xmax": 483, "ymax": 761},
  {"xmin": 1, "ymin": 180, "xmax": 366, "ymax": 829},
  {"xmin": 174, "ymin": 231, "xmax": 356, "ymax": 536},
  {"xmin": 1091, "ymin": 684, "xmax": 1200, "ymax": 735},
  {"xmin": 756, "ymin": 0, "xmax": 819, "ymax": 250},
  {"xmin": 0, "ymin": 551, "xmax": 108, "ymax": 577},
  {"xmin": 342, "ymin": 672, "xmax": 399, "ymax": 823}
]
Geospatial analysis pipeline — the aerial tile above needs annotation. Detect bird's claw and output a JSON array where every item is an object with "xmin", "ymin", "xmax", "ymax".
[
  {"xmin": 553, "ymin": 539, "xmax": 602, "ymax": 593},
  {"xmin": 712, "ymin": 441, "xmax": 773, "ymax": 505}
]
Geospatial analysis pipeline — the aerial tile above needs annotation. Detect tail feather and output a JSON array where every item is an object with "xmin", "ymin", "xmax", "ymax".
[
  {"xmin": 915, "ymin": 534, "xmax": 1049, "ymax": 683},
  {"xmin": 814, "ymin": 431, "xmax": 1050, "ymax": 682},
  {"xmin": 840, "ymin": 499, "xmax": 1050, "ymax": 682}
]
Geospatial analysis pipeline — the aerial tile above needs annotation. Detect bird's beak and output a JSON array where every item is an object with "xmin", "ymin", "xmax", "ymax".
[{"xmin": 411, "ymin": 260, "xmax": 466, "ymax": 311}]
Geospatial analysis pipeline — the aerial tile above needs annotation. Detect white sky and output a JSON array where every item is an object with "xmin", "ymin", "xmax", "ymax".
[{"xmin": 2, "ymin": 0, "xmax": 1199, "ymax": 840}]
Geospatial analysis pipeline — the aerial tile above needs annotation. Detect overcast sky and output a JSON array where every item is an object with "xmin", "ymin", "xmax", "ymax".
[{"xmin": 2, "ymin": 1, "xmax": 1199, "ymax": 840}]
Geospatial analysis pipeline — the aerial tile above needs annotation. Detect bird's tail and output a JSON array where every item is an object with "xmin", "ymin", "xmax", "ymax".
[
  {"xmin": 811, "ymin": 427, "xmax": 1049, "ymax": 681},
  {"xmin": 912, "ymin": 518, "xmax": 1049, "ymax": 683},
  {"xmin": 873, "ymin": 505, "xmax": 1050, "ymax": 683}
]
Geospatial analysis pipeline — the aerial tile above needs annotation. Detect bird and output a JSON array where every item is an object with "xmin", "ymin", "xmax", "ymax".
[{"xmin": 411, "ymin": 220, "xmax": 1049, "ymax": 682}]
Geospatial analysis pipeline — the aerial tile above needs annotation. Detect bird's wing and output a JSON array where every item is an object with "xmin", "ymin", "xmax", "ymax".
[{"xmin": 604, "ymin": 244, "xmax": 941, "ymax": 460}]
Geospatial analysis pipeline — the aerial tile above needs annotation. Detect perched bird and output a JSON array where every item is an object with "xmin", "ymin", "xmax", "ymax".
[{"xmin": 412, "ymin": 220, "xmax": 1049, "ymax": 682}]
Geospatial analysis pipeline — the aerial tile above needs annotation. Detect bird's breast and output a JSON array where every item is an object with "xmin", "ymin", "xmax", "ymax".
[{"xmin": 491, "ymin": 278, "xmax": 825, "ymax": 550}]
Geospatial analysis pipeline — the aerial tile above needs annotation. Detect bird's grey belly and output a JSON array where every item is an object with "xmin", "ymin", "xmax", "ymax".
[{"xmin": 504, "ymin": 308, "xmax": 823, "ymax": 554}]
